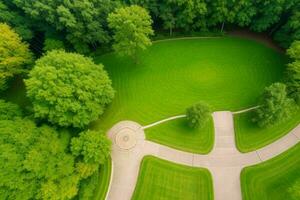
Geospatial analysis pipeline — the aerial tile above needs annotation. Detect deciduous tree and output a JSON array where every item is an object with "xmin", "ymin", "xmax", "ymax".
[
  {"xmin": 108, "ymin": 5, "xmax": 154, "ymax": 63},
  {"xmin": 25, "ymin": 50, "xmax": 115, "ymax": 128},
  {"xmin": 254, "ymin": 83, "xmax": 294, "ymax": 127},
  {"xmin": 71, "ymin": 130, "xmax": 111, "ymax": 178},
  {"xmin": 0, "ymin": 119, "xmax": 79, "ymax": 200},
  {"xmin": 0, "ymin": 23, "xmax": 32, "ymax": 91}
]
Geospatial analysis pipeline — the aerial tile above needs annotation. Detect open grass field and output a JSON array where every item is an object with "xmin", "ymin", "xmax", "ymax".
[
  {"xmin": 241, "ymin": 143, "xmax": 300, "ymax": 200},
  {"xmin": 92, "ymin": 36, "xmax": 287, "ymax": 153},
  {"xmin": 234, "ymin": 111, "xmax": 300, "ymax": 152},
  {"xmin": 131, "ymin": 155, "xmax": 213, "ymax": 200}
]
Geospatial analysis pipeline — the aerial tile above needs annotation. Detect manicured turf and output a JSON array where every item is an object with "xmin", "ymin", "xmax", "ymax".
[
  {"xmin": 234, "ymin": 110, "xmax": 300, "ymax": 152},
  {"xmin": 94, "ymin": 158, "xmax": 112, "ymax": 200},
  {"xmin": 241, "ymin": 143, "xmax": 300, "ymax": 200},
  {"xmin": 92, "ymin": 36, "xmax": 287, "ymax": 153},
  {"xmin": 146, "ymin": 117, "xmax": 214, "ymax": 153},
  {"xmin": 132, "ymin": 156, "xmax": 213, "ymax": 200}
]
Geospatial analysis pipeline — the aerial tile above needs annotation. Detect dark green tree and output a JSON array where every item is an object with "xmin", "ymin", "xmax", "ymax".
[
  {"xmin": 286, "ymin": 41, "xmax": 300, "ymax": 103},
  {"xmin": 13, "ymin": 0, "xmax": 119, "ymax": 53},
  {"xmin": 25, "ymin": 50, "xmax": 115, "ymax": 128},
  {"xmin": 186, "ymin": 102, "xmax": 211, "ymax": 128},
  {"xmin": 254, "ymin": 83, "xmax": 294, "ymax": 127},
  {"xmin": 0, "ymin": 0, "xmax": 33, "ymax": 40}
]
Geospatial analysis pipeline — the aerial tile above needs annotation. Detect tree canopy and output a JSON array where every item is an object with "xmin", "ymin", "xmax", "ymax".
[
  {"xmin": 186, "ymin": 102, "xmax": 211, "ymax": 128},
  {"xmin": 71, "ymin": 130, "xmax": 111, "ymax": 178},
  {"xmin": 0, "ymin": 23, "xmax": 33, "ymax": 91},
  {"xmin": 108, "ymin": 5, "xmax": 154, "ymax": 62},
  {"xmin": 12, "ymin": 0, "xmax": 119, "ymax": 53},
  {"xmin": 286, "ymin": 41, "xmax": 300, "ymax": 104},
  {"xmin": 25, "ymin": 50, "xmax": 115, "ymax": 128},
  {"xmin": 254, "ymin": 83, "xmax": 294, "ymax": 127},
  {"xmin": 0, "ymin": 119, "xmax": 79, "ymax": 200},
  {"xmin": 0, "ymin": 100, "xmax": 22, "ymax": 120}
]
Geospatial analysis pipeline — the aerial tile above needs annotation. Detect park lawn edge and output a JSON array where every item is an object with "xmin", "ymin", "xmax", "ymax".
[
  {"xmin": 145, "ymin": 116, "xmax": 215, "ymax": 154},
  {"xmin": 234, "ymin": 111, "xmax": 300, "ymax": 153},
  {"xmin": 94, "ymin": 157, "xmax": 112, "ymax": 200},
  {"xmin": 240, "ymin": 143, "xmax": 300, "ymax": 200}
]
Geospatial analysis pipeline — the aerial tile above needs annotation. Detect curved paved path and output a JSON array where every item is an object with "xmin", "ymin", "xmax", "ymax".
[{"xmin": 106, "ymin": 111, "xmax": 300, "ymax": 200}]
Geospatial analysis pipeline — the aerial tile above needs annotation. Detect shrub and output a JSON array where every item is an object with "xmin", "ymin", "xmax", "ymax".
[{"xmin": 186, "ymin": 102, "xmax": 211, "ymax": 128}]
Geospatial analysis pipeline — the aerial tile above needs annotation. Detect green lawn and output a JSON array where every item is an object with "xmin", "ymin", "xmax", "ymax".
[
  {"xmin": 234, "ymin": 110, "xmax": 300, "ymax": 152},
  {"xmin": 94, "ymin": 158, "xmax": 112, "ymax": 200},
  {"xmin": 92, "ymin": 36, "xmax": 287, "ymax": 153},
  {"xmin": 132, "ymin": 155, "xmax": 213, "ymax": 200},
  {"xmin": 241, "ymin": 143, "xmax": 300, "ymax": 200}
]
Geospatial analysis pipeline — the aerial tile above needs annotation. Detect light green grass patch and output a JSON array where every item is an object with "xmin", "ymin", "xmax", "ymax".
[
  {"xmin": 241, "ymin": 143, "xmax": 300, "ymax": 200},
  {"xmin": 146, "ymin": 117, "xmax": 214, "ymax": 153},
  {"xmin": 132, "ymin": 155, "xmax": 213, "ymax": 200}
]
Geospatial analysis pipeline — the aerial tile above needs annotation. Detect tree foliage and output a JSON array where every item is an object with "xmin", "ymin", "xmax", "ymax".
[
  {"xmin": 25, "ymin": 50, "xmax": 115, "ymax": 128},
  {"xmin": 254, "ymin": 83, "xmax": 294, "ymax": 127},
  {"xmin": 13, "ymin": 0, "xmax": 119, "ymax": 53},
  {"xmin": 0, "ymin": 100, "xmax": 22, "ymax": 120},
  {"xmin": 286, "ymin": 41, "xmax": 300, "ymax": 103},
  {"xmin": 0, "ymin": 0, "xmax": 33, "ymax": 40},
  {"xmin": 108, "ymin": 5, "xmax": 154, "ymax": 62},
  {"xmin": 71, "ymin": 130, "xmax": 111, "ymax": 178},
  {"xmin": 43, "ymin": 38, "xmax": 65, "ymax": 52},
  {"xmin": 186, "ymin": 102, "xmax": 211, "ymax": 128},
  {"xmin": 0, "ymin": 23, "xmax": 33, "ymax": 91},
  {"xmin": 0, "ymin": 119, "xmax": 79, "ymax": 200}
]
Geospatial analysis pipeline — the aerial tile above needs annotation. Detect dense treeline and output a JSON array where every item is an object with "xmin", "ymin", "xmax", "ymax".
[{"xmin": 0, "ymin": 0, "xmax": 299, "ymax": 53}]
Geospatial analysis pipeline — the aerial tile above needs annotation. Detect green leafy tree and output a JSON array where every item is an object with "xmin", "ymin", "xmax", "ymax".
[
  {"xmin": 0, "ymin": 23, "xmax": 33, "ymax": 91},
  {"xmin": 254, "ymin": 82, "xmax": 294, "ymax": 127},
  {"xmin": 0, "ymin": 0, "xmax": 33, "ymax": 40},
  {"xmin": 13, "ymin": 0, "xmax": 119, "ymax": 53},
  {"xmin": 273, "ymin": 3, "xmax": 300, "ymax": 48},
  {"xmin": 186, "ymin": 102, "xmax": 211, "ymax": 128},
  {"xmin": 71, "ymin": 130, "xmax": 111, "ymax": 178},
  {"xmin": 43, "ymin": 38, "xmax": 65, "ymax": 52},
  {"xmin": 25, "ymin": 50, "xmax": 115, "ymax": 128},
  {"xmin": 286, "ymin": 41, "xmax": 300, "ymax": 103},
  {"xmin": 0, "ymin": 118, "xmax": 80, "ymax": 200},
  {"xmin": 0, "ymin": 99, "xmax": 22, "ymax": 120},
  {"xmin": 287, "ymin": 40, "xmax": 300, "ymax": 60},
  {"xmin": 108, "ymin": 5, "xmax": 154, "ymax": 63}
]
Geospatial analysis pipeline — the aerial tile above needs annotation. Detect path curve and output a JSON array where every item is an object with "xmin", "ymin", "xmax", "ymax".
[
  {"xmin": 142, "ymin": 114, "xmax": 186, "ymax": 129},
  {"xmin": 106, "ymin": 112, "xmax": 300, "ymax": 200}
]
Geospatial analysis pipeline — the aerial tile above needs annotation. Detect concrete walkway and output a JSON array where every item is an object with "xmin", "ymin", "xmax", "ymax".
[{"xmin": 106, "ymin": 111, "xmax": 300, "ymax": 200}]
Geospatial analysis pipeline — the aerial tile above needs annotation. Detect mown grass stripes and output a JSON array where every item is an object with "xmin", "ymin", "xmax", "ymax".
[
  {"xmin": 132, "ymin": 156, "xmax": 213, "ymax": 200},
  {"xmin": 241, "ymin": 143, "xmax": 300, "ymax": 200}
]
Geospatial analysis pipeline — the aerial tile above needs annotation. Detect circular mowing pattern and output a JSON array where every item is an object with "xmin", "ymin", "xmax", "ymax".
[{"xmin": 115, "ymin": 128, "xmax": 137, "ymax": 150}]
